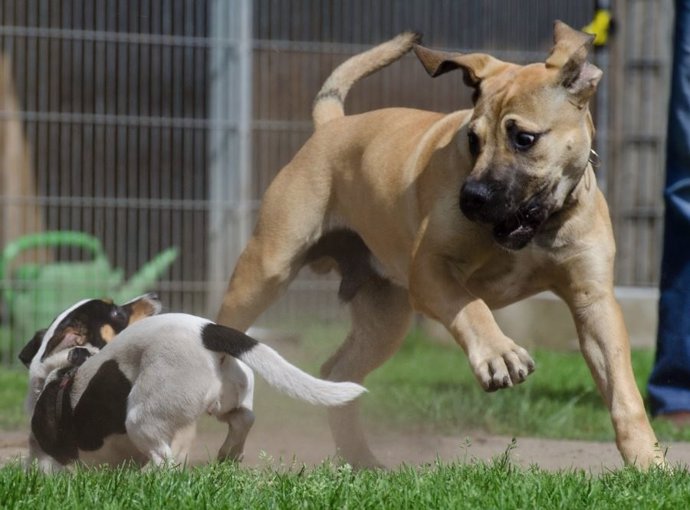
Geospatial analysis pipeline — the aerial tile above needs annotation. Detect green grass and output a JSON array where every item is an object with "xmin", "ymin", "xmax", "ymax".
[
  {"xmin": 287, "ymin": 324, "xmax": 689, "ymax": 443},
  {"xmin": 0, "ymin": 369, "xmax": 27, "ymax": 430},
  {"xmin": 2, "ymin": 458, "xmax": 690, "ymax": 509}
]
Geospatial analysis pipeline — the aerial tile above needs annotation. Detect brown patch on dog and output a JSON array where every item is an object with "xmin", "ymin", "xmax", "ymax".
[
  {"xmin": 127, "ymin": 300, "xmax": 158, "ymax": 324},
  {"xmin": 100, "ymin": 324, "xmax": 116, "ymax": 343}
]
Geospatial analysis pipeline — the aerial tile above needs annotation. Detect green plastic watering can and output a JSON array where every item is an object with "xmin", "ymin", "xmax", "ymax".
[{"xmin": 0, "ymin": 231, "xmax": 178, "ymax": 341}]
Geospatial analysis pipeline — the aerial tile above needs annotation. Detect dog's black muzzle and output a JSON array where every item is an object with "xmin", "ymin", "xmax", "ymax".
[
  {"xmin": 460, "ymin": 178, "xmax": 549, "ymax": 250},
  {"xmin": 459, "ymin": 178, "xmax": 511, "ymax": 224}
]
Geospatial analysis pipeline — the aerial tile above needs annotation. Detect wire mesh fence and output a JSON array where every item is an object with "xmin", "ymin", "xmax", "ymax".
[{"xmin": 0, "ymin": 0, "xmax": 672, "ymax": 365}]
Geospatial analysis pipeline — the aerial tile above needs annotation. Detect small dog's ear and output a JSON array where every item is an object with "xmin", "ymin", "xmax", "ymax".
[
  {"xmin": 413, "ymin": 45, "xmax": 510, "ymax": 91},
  {"xmin": 18, "ymin": 329, "xmax": 47, "ymax": 368},
  {"xmin": 546, "ymin": 20, "xmax": 602, "ymax": 104},
  {"xmin": 42, "ymin": 327, "xmax": 86, "ymax": 361},
  {"xmin": 121, "ymin": 293, "xmax": 163, "ymax": 325}
]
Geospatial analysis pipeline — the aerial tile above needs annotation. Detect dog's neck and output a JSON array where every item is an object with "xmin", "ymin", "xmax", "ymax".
[{"xmin": 549, "ymin": 161, "xmax": 599, "ymax": 228}]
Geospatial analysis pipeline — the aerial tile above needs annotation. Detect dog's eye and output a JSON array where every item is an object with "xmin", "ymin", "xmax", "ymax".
[
  {"xmin": 468, "ymin": 131, "xmax": 480, "ymax": 157},
  {"xmin": 109, "ymin": 308, "xmax": 126, "ymax": 324},
  {"xmin": 513, "ymin": 131, "xmax": 537, "ymax": 151}
]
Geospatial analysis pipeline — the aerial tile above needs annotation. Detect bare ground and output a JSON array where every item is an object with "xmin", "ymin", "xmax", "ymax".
[
  {"xmin": 3, "ymin": 413, "xmax": 690, "ymax": 472},
  {"xmin": 3, "ymin": 334, "xmax": 688, "ymax": 472}
]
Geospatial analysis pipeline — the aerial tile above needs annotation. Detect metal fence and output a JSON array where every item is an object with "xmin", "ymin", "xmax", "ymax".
[{"xmin": 0, "ymin": 0, "xmax": 673, "ymax": 365}]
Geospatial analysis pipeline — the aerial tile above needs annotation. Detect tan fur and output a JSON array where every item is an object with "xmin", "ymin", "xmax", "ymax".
[
  {"xmin": 100, "ymin": 325, "xmax": 116, "ymax": 343},
  {"xmin": 217, "ymin": 22, "xmax": 664, "ymax": 469},
  {"xmin": 127, "ymin": 299, "xmax": 160, "ymax": 324},
  {"xmin": 312, "ymin": 31, "xmax": 421, "ymax": 127}
]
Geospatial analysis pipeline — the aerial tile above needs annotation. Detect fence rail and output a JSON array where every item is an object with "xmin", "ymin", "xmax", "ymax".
[{"xmin": 0, "ymin": 0, "xmax": 673, "ymax": 365}]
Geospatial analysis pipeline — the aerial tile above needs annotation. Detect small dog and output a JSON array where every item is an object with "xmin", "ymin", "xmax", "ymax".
[
  {"xmin": 22, "ymin": 300, "xmax": 365, "ymax": 471},
  {"xmin": 215, "ymin": 22, "xmax": 664, "ymax": 468}
]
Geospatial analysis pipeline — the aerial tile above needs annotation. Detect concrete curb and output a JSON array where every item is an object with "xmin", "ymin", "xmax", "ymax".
[{"xmin": 421, "ymin": 286, "xmax": 659, "ymax": 351}]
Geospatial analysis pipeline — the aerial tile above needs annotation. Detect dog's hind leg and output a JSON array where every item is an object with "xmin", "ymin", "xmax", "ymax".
[
  {"xmin": 126, "ymin": 415, "xmax": 177, "ymax": 468},
  {"xmin": 216, "ymin": 359, "xmax": 255, "ymax": 462},
  {"xmin": 216, "ymin": 163, "xmax": 330, "ymax": 331},
  {"xmin": 321, "ymin": 277, "xmax": 413, "ymax": 468},
  {"xmin": 170, "ymin": 422, "xmax": 197, "ymax": 465},
  {"xmin": 216, "ymin": 407, "xmax": 256, "ymax": 462}
]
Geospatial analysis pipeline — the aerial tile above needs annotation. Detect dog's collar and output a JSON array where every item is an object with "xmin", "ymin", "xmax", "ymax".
[
  {"xmin": 588, "ymin": 149, "xmax": 601, "ymax": 170},
  {"xmin": 560, "ymin": 147, "xmax": 600, "ymax": 212}
]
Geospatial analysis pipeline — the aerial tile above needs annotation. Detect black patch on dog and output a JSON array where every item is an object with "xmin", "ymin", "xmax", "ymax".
[
  {"xmin": 314, "ymin": 88, "xmax": 343, "ymax": 104},
  {"xmin": 73, "ymin": 360, "xmax": 131, "ymax": 451},
  {"xmin": 202, "ymin": 324, "xmax": 259, "ymax": 358},
  {"xmin": 18, "ymin": 329, "xmax": 46, "ymax": 367},
  {"xmin": 31, "ymin": 367, "xmax": 79, "ymax": 465},
  {"xmin": 67, "ymin": 347, "xmax": 93, "ymax": 367},
  {"xmin": 41, "ymin": 300, "xmax": 130, "ymax": 361},
  {"xmin": 304, "ymin": 229, "xmax": 387, "ymax": 302}
]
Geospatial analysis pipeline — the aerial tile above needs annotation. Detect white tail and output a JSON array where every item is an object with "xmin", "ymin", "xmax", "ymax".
[{"xmin": 239, "ymin": 344, "xmax": 366, "ymax": 406}]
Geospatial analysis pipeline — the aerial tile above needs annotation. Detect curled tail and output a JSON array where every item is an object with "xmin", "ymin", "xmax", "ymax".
[
  {"xmin": 312, "ymin": 31, "xmax": 421, "ymax": 128},
  {"xmin": 202, "ymin": 324, "xmax": 365, "ymax": 406}
]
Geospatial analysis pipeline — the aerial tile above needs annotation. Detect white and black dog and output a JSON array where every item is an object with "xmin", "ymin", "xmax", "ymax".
[{"xmin": 20, "ymin": 297, "xmax": 365, "ymax": 471}]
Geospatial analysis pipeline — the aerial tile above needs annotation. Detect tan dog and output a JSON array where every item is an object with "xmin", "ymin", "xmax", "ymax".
[{"xmin": 216, "ymin": 22, "xmax": 664, "ymax": 469}]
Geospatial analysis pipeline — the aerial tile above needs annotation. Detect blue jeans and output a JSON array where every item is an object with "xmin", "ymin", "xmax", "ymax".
[{"xmin": 648, "ymin": 0, "xmax": 690, "ymax": 416}]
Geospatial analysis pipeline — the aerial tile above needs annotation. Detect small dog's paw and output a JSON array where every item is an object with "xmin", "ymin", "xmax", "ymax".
[{"xmin": 472, "ymin": 340, "xmax": 535, "ymax": 392}]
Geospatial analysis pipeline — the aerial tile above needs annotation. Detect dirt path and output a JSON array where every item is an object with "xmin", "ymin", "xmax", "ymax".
[
  {"xmin": 4, "ymin": 338, "xmax": 687, "ymax": 472},
  {"xmin": 4, "ymin": 416, "xmax": 689, "ymax": 472}
]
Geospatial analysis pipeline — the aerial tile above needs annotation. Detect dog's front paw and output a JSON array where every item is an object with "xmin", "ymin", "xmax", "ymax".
[{"xmin": 471, "ymin": 338, "xmax": 535, "ymax": 392}]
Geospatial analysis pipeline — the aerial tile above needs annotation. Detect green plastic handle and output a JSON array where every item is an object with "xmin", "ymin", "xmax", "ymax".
[
  {"xmin": 0, "ymin": 231, "xmax": 107, "ymax": 304},
  {"xmin": 116, "ymin": 247, "xmax": 179, "ymax": 302}
]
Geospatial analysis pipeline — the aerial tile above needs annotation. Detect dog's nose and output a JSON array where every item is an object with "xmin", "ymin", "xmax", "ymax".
[{"xmin": 460, "ymin": 179, "xmax": 492, "ymax": 219}]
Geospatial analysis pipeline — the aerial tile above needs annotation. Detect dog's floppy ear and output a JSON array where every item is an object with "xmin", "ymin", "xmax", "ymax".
[
  {"xmin": 18, "ymin": 329, "xmax": 47, "ymax": 368},
  {"xmin": 546, "ymin": 20, "xmax": 602, "ymax": 105},
  {"xmin": 414, "ymin": 44, "xmax": 509, "ymax": 89},
  {"xmin": 41, "ymin": 327, "xmax": 86, "ymax": 361}
]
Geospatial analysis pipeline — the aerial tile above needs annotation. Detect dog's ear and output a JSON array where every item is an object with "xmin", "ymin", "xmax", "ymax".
[
  {"xmin": 18, "ymin": 329, "xmax": 47, "ymax": 368},
  {"xmin": 546, "ymin": 20, "xmax": 602, "ymax": 105},
  {"xmin": 121, "ymin": 293, "xmax": 162, "ymax": 325},
  {"xmin": 413, "ymin": 45, "xmax": 509, "ymax": 90},
  {"xmin": 41, "ymin": 327, "xmax": 86, "ymax": 361}
]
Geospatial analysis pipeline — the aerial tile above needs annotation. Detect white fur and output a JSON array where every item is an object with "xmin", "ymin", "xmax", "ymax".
[{"xmin": 240, "ymin": 343, "xmax": 365, "ymax": 405}]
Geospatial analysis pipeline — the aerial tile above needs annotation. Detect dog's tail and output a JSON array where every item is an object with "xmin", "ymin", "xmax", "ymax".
[
  {"xmin": 312, "ymin": 31, "xmax": 421, "ymax": 128},
  {"xmin": 202, "ymin": 323, "xmax": 365, "ymax": 406}
]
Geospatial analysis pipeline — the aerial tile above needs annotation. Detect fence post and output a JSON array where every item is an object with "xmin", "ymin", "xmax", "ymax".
[{"xmin": 207, "ymin": 0, "xmax": 253, "ymax": 317}]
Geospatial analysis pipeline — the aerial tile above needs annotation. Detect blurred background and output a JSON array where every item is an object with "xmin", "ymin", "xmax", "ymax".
[{"xmin": 0, "ymin": 0, "xmax": 673, "ymax": 364}]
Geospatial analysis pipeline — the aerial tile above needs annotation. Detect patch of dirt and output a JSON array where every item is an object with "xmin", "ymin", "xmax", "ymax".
[
  {"xmin": 4, "ymin": 415, "xmax": 690, "ymax": 472},
  {"xmin": 4, "ymin": 335, "xmax": 687, "ymax": 472}
]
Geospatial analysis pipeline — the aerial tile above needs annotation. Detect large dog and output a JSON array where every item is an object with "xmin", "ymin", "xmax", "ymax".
[
  {"xmin": 21, "ymin": 299, "xmax": 365, "ymax": 471},
  {"xmin": 216, "ymin": 22, "xmax": 663, "ymax": 469}
]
